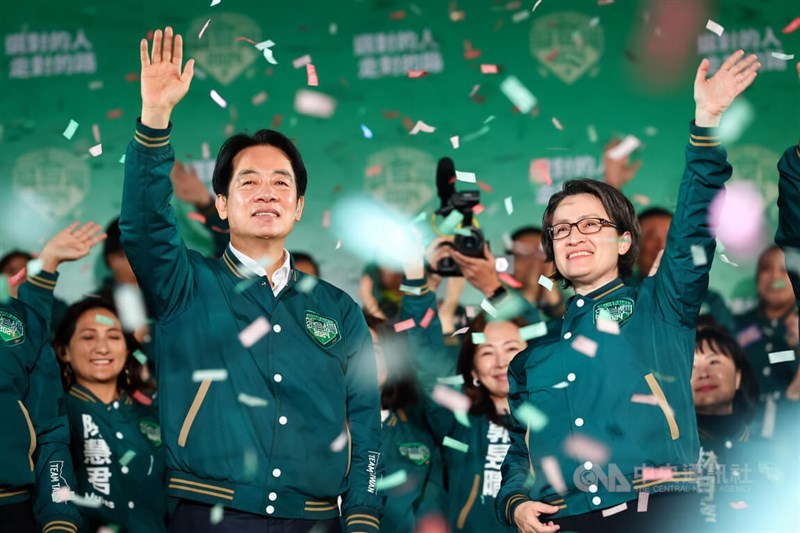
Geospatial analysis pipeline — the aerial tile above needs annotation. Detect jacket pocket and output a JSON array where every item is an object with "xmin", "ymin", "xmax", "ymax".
[
  {"xmin": 17, "ymin": 401, "xmax": 36, "ymax": 472},
  {"xmin": 178, "ymin": 379, "xmax": 212, "ymax": 447}
]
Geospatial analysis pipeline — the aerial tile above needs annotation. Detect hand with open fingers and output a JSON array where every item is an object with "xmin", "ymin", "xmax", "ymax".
[
  {"xmin": 171, "ymin": 160, "xmax": 213, "ymax": 208},
  {"xmin": 648, "ymin": 248, "xmax": 664, "ymax": 277},
  {"xmin": 514, "ymin": 501, "xmax": 561, "ymax": 533},
  {"xmin": 39, "ymin": 221, "xmax": 107, "ymax": 273},
  {"xmin": 603, "ymin": 137, "xmax": 643, "ymax": 189},
  {"xmin": 451, "ymin": 243, "xmax": 501, "ymax": 297},
  {"xmin": 140, "ymin": 26, "xmax": 195, "ymax": 128},
  {"xmin": 694, "ymin": 50, "xmax": 760, "ymax": 127}
]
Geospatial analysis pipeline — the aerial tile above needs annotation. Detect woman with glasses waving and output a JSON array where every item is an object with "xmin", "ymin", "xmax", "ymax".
[{"xmin": 495, "ymin": 51, "xmax": 760, "ymax": 533}]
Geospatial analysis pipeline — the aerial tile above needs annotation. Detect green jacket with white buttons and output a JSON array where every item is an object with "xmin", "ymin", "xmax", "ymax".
[
  {"xmin": 497, "ymin": 122, "xmax": 729, "ymax": 524},
  {"xmin": 0, "ymin": 296, "xmax": 82, "ymax": 533},
  {"xmin": 399, "ymin": 277, "xmax": 517, "ymax": 532},
  {"xmin": 118, "ymin": 119, "xmax": 382, "ymax": 532},
  {"xmin": 18, "ymin": 270, "xmax": 168, "ymax": 533}
]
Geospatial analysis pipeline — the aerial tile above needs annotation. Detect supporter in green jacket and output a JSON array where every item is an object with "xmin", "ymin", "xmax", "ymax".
[
  {"xmin": 496, "ymin": 51, "xmax": 761, "ymax": 532},
  {"xmin": 119, "ymin": 27, "xmax": 381, "ymax": 532},
  {"xmin": 0, "ymin": 296, "xmax": 81, "ymax": 533}
]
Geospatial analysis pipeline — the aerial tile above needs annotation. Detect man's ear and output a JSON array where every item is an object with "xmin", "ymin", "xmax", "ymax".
[
  {"xmin": 618, "ymin": 231, "xmax": 632, "ymax": 255},
  {"xmin": 735, "ymin": 369, "xmax": 742, "ymax": 391},
  {"xmin": 294, "ymin": 196, "xmax": 305, "ymax": 222},
  {"xmin": 215, "ymin": 194, "xmax": 228, "ymax": 221}
]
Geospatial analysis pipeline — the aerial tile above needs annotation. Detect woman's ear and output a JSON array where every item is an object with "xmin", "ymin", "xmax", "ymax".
[{"xmin": 618, "ymin": 231, "xmax": 632, "ymax": 255}]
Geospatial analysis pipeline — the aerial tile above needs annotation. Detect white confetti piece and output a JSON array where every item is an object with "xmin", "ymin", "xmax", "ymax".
[
  {"xmin": 571, "ymin": 335, "xmax": 598, "ymax": 357},
  {"xmin": 469, "ymin": 84, "xmax": 480, "ymax": 97},
  {"xmin": 132, "ymin": 349, "xmax": 148, "ymax": 365},
  {"xmin": 237, "ymin": 392, "xmax": 269, "ymax": 407},
  {"xmin": 631, "ymin": 394, "xmax": 659, "ymax": 405},
  {"xmin": 239, "ymin": 317, "xmax": 271, "ymax": 347},
  {"xmin": 706, "ymin": 19, "xmax": 724, "ymax": 36},
  {"xmin": 293, "ymin": 54, "xmax": 312, "ymax": 68},
  {"xmin": 329, "ymin": 23, "xmax": 337, "ymax": 35},
  {"xmin": 642, "ymin": 467, "xmax": 674, "ymax": 481},
  {"xmin": 88, "ymin": 144, "xmax": 103, "ymax": 157},
  {"xmin": 596, "ymin": 317, "xmax": 620, "ymax": 335},
  {"xmin": 637, "ymin": 491, "xmax": 649, "ymax": 512},
  {"xmin": 500, "ymin": 75, "xmax": 537, "ymax": 113},
  {"xmin": 255, "ymin": 39, "xmax": 278, "ymax": 64},
  {"xmin": 119, "ymin": 450, "xmax": 136, "ymax": 466},
  {"xmin": 210, "ymin": 503, "xmax": 224, "ymax": 524},
  {"xmin": 330, "ymin": 430, "xmax": 348, "ymax": 452},
  {"xmin": 442, "ymin": 436, "xmax": 469, "ymax": 453},
  {"xmin": 376, "ymin": 469, "xmax": 408, "ymax": 491},
  {"xmin": 532, "ymin": 0, "xmax": 543, "ymax": 12},
  {"xmin": 512, "ymin": 10, "xmax": 530, "ymax": 23},
  {"xmin": 409, "ymin": 120, "xmax": 436, "ymax": 135},
  {"xmin": 771, "ymin": 52, "xmax": 795, "ymax": 61},
  {"xmin": 719, "ymin": 253, "xmax": 739, "ymax": 267},
  {"xmin": 456, "ymin": 170, "xmax": 476, "ymax": 183},
  {"xmin": 538, "ymin": 275, "xmax": 554, "ymax": 291},
  {"xmin": 552, "ymin": 117, "xmax": 564, "ymax": 130},
  {"xmin": 761, "ymin": 396, "xmax": 776, "ymax": 439},
  {"xmin": 251, "ymin": 91, "xmax": 268, "ymax": 105},
  {"xmin": 437, "ymin": 374, "xmax": 465, "ymax": 385},
  {"xmin": 192, "ymin": 369, "xmax": 228, "ymax": 382},
  {"xmin": 210, "ymin": 89, "xmax": 227, "ymax": 108},
  {"xmin": 541, "ymin": 456, "xmax": 567, "ymax": 493},
  {"xmin": 295, "ymin": 275, "xmax": 317, "ymax": 293},
  {"xmin": 294, "ymin": 89, "xmax": 336, "ymax": 118},
  {"xmin": 113, "ymin": 284, "xmax": 148, "ymax": 332},
  {"xmin": 504, "ymin": 196, "xmax": 514, "ymax": 215},
  {"xmin": 589, "ymin": 16, "xmax": 600, "ymax": 27},
  {"xmin": 306, "ymin": 63, "xmax": 319, "ymax": 86},
  {"xmin": 519, "ymin": 322, "xmax": 548, "ymax": 341},
  {"xmin": 62, "ymin": 119, "xmax": 78, "ymax": 139},
  {"xmin": 690, "ymin": 245, "xmax": 707, "ymax": 266},
  {"xmin": 439, "ymin": 210, "xmax": 465, "ymax": 235},
  {"xmin": 399, "ymin": 284, "xmax": 422, "ymax": 295},
  {"xmin": 26, "ymin": 258, "xmax": 43, "ymax": 277},
  {"xmin": 449, "ymin": 135, "xmax": 459, "ymax": 149},
  {"xmin": 768, "ymin": 350, "xmax": 795, "ymax": 364},
  {"xmin": 360, "ymin": 124, "xmax": 373, "ymax": 139},
  {"xmin": 552, "ymin": 381, "xmax": 569, "ymax": 389},
  {"xmin": 335, "ymin": 239, "xmax": 342, "ymax": 250},
  {"xmin": 432, "ymin": 384, "xmax": 471, "ymax": 413},
  {"xmin": 210, "ymin": 0, "xmax": 221, "ymax": 5},
  {"xmin": 451, "ymin": 326, "xmax": 469, "ymax": 336},
  {"xmin": 564, "ymin": 434, "xmax": 609, "ymax": 463},
  {"xmin": 495, "ymin": 257, "xmax": 510, "ymax": 273},
  {"xmin": 515, "ymin": 403, "xmax": 548, "ymax": 432},
  {"xmin": 587, "ymin": 125, "xmax": 598, "ymax": 143},
  {"xmin": 92, "ymin": 124, "xmax": 101, "ymax": 143},
  {"xmin": 606, "ymin": 135, "xmax": 641, "ymax": 160},
  {"xmin": 64, "ymin": 491, "xmax": 103, "ymax": 508},
  {"xmin": 602, "ymin": 502, "xmax": 628, "ymax": 517},
  {"xmin": 198, "ymin": 19, "xmax": 211, "ymax": 39}
]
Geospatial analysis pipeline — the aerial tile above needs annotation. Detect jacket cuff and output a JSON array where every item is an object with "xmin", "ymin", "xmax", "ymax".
[
  {"xmin": 343, "ymin": 509, "xmax": 380, "ymax": 533},
  {"xmin": 400, "ymin": 276, "xmax": 430, "ymax": 295},
  {"xmin": 133, "ymin": 118, "xmax": 172, "ymax": 152},
  {"xmin": 41, "ymin": 519, "xmax": 79, "ymax": 533},
  {"xmin": 27, "ymin": 269, "xmax": 58, "ymax": 292},
  {"xmin": 688, "ymin": 121, "xmax": 721, "ymax": 148},
  {"xmin": 504, "ymin": 494, "xmax": 531, "ymax": 526}
]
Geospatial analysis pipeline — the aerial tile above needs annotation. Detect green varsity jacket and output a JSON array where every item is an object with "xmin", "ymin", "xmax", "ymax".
[{"xmin": 118, "ymin": 119, "xmax": 382, "ymax": 532}]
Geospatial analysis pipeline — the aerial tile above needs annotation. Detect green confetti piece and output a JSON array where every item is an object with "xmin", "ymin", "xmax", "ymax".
[
  {"xmin": 412, "ymin": 211, "xmax": 427, "ymax": 224},
  {"xmin": 454, "ymin": 227, "xmax": 473, "ymax": 237},
  {"xmin": 443, "ymin": 436, "xmax": 469, "ymax": 453},
  {"xmin": 690, "ymin": 245, "xmax": 707, "ymax": 266},
  {"xmin": 243, "ymin": 448, "xmax": 258, "ymax": 480},
  {"xmin": 519, "ymin": 322, "xmax": 548, "ymax": 341},
  {"xmin": 515, "ymin": 403, "xmax": 549, "ymax": 432},
  {"xmin": 119, "ymin": 450, "xmax": 136, "ymax": 466},
  {"xmin": 210, "ymin": 503, "xmax": 224, "ymax": 524},
  {"xmin": 471, "ymin": 332, "xmax": 487, "ymax": 344},
  {"xmin": 772, "ymin": 280, "xmax": 787, "ymax": 289},
  {"xmin": 437, "ymin": 374, "xmax": 464, "ymax": 385},
  {"xmin": 119, "ymin": 154, "xmax": 126, "ymax": 164},
  {"xmin": 597, "ymin": 308, "xmax": 613, "ymax": 321},
  {"xmin": 480, "ymin": 298, "xmax": 498, "ymax": 318},
  {"xmin": 235, "ymin": 277, "xmax": 259, "ymax": 293},
  {"xmin": 376, "ymin": 469, "xmax": 408, "ymax": 491},
  {"xmin": 455, "ymin": 410, "xmax": 471, "ymax": 428},
  {"xmin": 439, "ymin": 210, "xmax": 464, "ymax": 236},
  {"xmin": 500, "ymin": 75, "xmax": 537, "ymax": 114},
  {"xmin": 462, "ymin": 125, "xmax": 490, "ymax": 143},
  {"xmin": 488, "ymin": 292, "xmax": 528, "ymax": 321},
  {"xmin": 132, "ymin": 349, "xmax": 148, "ymax": 365},
  {"xmin": 63, "ymin": 119, "xmax": 79, "ymax": 140},
  {"xmin": 237, "ymin": 392, "xmax": 269, "ymax": 407},
  {"xmin": 95, "ymin": 314, "xmax": 115, "ymax": 326},
  {"xmin": 295, "ymin": 276, "xmax": 317, "ymax": 294}
]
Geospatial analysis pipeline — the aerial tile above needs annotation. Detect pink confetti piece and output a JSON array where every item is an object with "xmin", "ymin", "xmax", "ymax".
[
  {"xmin": 480, "ymin": 64, "xmax": 498, "ymax": 74},
  {"xmin": 637, "ymin": 492, "xmax": 649, "ymax": 512},
  {"xmin": 306, "ymin": 63, "xmax": 319, "ymax": 86},
  {"xmin": 709, "ymin": 182, "xmax": 764, "ymax": 255},
  {"xmin": 571, "ymin": 335, "xmax": 598, "ymax": 357},
  {"xmin": 451, "ymin": 326, "xmax": 469, "ymax": 336},
  {"xmin": 642, "ymin": 467, "xmax": 674, "ymax": 481},
  {"xmin": 8, "ymin": 267, "xmax": 26, "ymax": 287},
  {"xmin": 729, "ymin": 501, "xmax": 748, "ymax": 510},
  {"xmin": 420, "ymin": 308, "xmax": 436, "ymax": 329},
  {"xmin": 596, "ymin": 318, "xmax": 620, "ymax": 335},
  {"xmin": 88, "ymin": 144, "xmax": 103, "ymax": 157},
  {"xmin": 530, "ymin": 158, "xmax": 552, "ymax": 185},
  {"xmin": 602, "ymin": 502, "xmax": 627, "ymax": 517},
  {"xmin": 292, "ymin": 54, "xmax": 312, "ymax": 68},
  {"xmin": 783, "ymin": 17, "xmax": 800, "ymax": 34},
  {"xmin": 239, "ymin": 317, "xmax": 271, "ymax": 347},
  {"xmin": 132, "ymin": 390, "xmax": 153, "ymax": 406},
  {"xmin": 472, "ymin": 203, "xmax": 485, "ymax": 215},
  {"xmin": 394, "ymin": 318, "xmax": 416, "ymax": 332},
  {"xmin": 499, "ymin": 272, "xmax": 523, "ymax": 289},
  {"xmin": 201, "ymin": 142, "xmax": 211, "ymax": 159},
  {"xmin": 366, "ymin": 164, "xmax": 382, "ymax": 177},
  {"xmin": 450, "ymin": 10, "xmax": 465, "ymax": 22},
  {"xmin": 188, "ymin": 212, "xmax": 207, "ymax": 224},
  {"xmin": 551, "ymin": 117, "xmax": 564, "ymax": 130},
  {"xmin": 432, "ymin": 384, "xmax": 471, "ymax": 412},
  {"xmin": 737, "ymin": 324, "xmax": 761, "ymax": 346},
  {"xmin": 631, "ymin": 394, "xmax": 659, "ymax": 406},
  {"xmin": 541, "ymin": 456, "xmax": 567, "ymax": 494},
  {"xmin": 321, "ymin": 210, "xmax": 331, "ymax": 228},
  {"xmin": 632, "ymin": 194, "xmax": 650, "ymax": 206},
  {"xmin": 408, "ymin": 69, "xmax": 428, "ymax": 78},
  {"xmin": 409, "ymin": 120, "xmax": 436, "ymax": 135},
  {"xmin": 251, "ymin": 91, "xmax": 268, "ymax": 106},
  {"xmin": 563, "ymin": 434, "xmax": 610, "ymax": 463},
  {"xmin": 597, "ymin": 0, "xmax": 615, "ymax": 5},
  {"xmin": 706, "ymin": 19, "xmax": 724, "ymax": 36},
  {"xmin": 450, "ymin": 136, "xmax": 459, "ymax": 149},
  {"xmin": 210, "ymin": 89, "xmax": 227, "ymax": 108},
  {"xmin": 390, "ymin": 9, "xmax": 406, "ymax": 20},
  {"xmin": 92, "ymin": 124, "xmax": 101, "ymax": 143},
  {"xmin": 198, "ymin": 19, "xmax": 211, "ymax": 39},
  {"xmin": 294, "ymin": 89, "xmax": 336, "ymax": 118},
  {"xmin": 476, "ymin": 181, "xmax": 493, "ymax": 193},
  {"xmin": 545, "ymin": 48, "xmax": 559, "ymax": 62}
]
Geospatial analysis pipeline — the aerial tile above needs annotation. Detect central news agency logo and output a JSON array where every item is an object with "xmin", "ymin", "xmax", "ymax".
[{"xmin": 572, "ymin": 462, "xmax": 753, "ymax": 493}]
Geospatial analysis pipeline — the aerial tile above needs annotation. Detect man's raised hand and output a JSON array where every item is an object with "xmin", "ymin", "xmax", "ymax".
[
  {"xmin": 140, "ymin": 26, "xmax": 194, "ymax": 129},
  {"xmin": 694, "ymin": 50, "xmax": 760, "ymax": 128}
]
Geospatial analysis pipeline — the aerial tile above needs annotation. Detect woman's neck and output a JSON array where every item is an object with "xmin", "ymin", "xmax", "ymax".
[
  {"xmin": 763, "ymin": 300, "xmax": 793, "ymax": 320},
  {"xmin": 492, "ymin": 395, "xmax": 510, "ymax": 415},
  {"xmin": 76, "ymin": 379, "xmax": 118, "ymax": 404},
  {"xmin": 695, "ymin": 403, "xmax": 733, "ymax": 416},
  {"xmin": 573, "ymin": 272, "xmax": 619, "ymax": 296}
]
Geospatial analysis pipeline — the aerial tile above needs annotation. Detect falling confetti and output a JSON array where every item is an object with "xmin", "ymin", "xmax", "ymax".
[
  {"xmin": 239, "ymin": 317, "xmax": 271, "ymax": 347},
  {"xmin": 519, "ymin": 322, "xmax": 548, "ymax": 341},
  {"xmin": 409, "ymin": 120, "xmax": 436, "ymax": 134},
  {"xmin": 293, "ymin": 54, "xmax": 312, "ymax": 68},
  {"xmin": 306, "ymin": 63, "xmax": 319, "ymax": 86},
  {"xmin": 419, "ymin": 308, "xmax": 436, "ymax": 329},
  {"xmin": 456, "ymin": 170, "xmax": 476, "ymax": 183},
  {"xmin": 451, "ymin": 326, "xmax": 469, "ymax": 336},
  {"xmin": 252, "ymin": 91, "xmax": 268, "ymax": 105},
  {"xmin": 541, "ymin": 456, "xmax": 567, "ymax": 493},
  {"xmin": 512, "ymin": 10, "xmax": 530, "ymax": 23},
  {"xmin": 255, "ymin": 39, "xmax": 278, "ymax": 64},
  {"xmin": 709, "ymin": 182, "xmax": 763, "ymax": 255},
  {"xmin": 442, "ymin": 436, "xmax": 469, "ymax": 453},
  {"xmin": 94, "ymin": 314, "xmax": 115, "ymax": 327},
  {"xmin": 439, "ymin": 210, "xmax": 464, "ymax": 235},
  {"xmin": 606, "ymin": 135, "xmax": 641, "ymax": 160},
  {"xmin": 198, "ymin": 19, "xmax": 211, "ymax": 39},
  {"xmin": 294, "ymin": 89, "xmax": 336, "ymax": 118},
  {"xmin": 551, "ymin": 117, "xmax": 564, "ymax": 130},
  {"xmin": 538, "ymin": 275, "xmax": 554, "ymax": 291},
  {"xmin": 192, "ymin": 369, "xmax": 228, "ymax": 382},
  {"xmin": 360, "ymin": 124, "xmax": 373, "ymax": 139},
  {"xmin": 705, "ymin": 19, "xmax": 724, "ymax": 36},
  {"xmin": 498, "ymin": 272, "xmax": 522, "ymax": 289},
  {"xmin": 504, "ymin": 197, "xmax": 514, "ymax": 215},
  {"xmin": 376, "ymin": 469, "xmax": 408, "ymax": 491},
  {"xmin": 768, "ymin": 350, "xmax": 795, "ymax": 364},
  {"xmin": 480, "ymin": 64, "xmax": 498, "ymax": 74},
  {"xmin": 119, "ymin": 450, "xmax": 137, "ymax": 467},
  {"xmin": 783, "ymin": 17, "xmax": 800, "ymax": 34},
  {"xmin": 437, "ymin": 375, "xmax": 464, "ymax": 385},
  {"xmin": 132, "ymin": 390, "xmax": 153, "ymax": 405},
  {"xmin": 602, "ymin": 502, "xmax": 628, "ymax": 517},
  {"xmin": 472, "ymin": 204, "xmax": 485, "ymax": 215},
  {"xmin": 210, "ymin": 89, "xmax": 227, "ymax": 108},
  {"xmin": 637, "ymin": 492, "xmax": 650, "ymax": 512},
  {"xmin": 132, "ymin": 349, "xmax": 148, "ymax": 365},
  {"xmin": 450, "ymin": 135, "xmax": 460, "ymax": 149},
  {"xmin": 321, "ymin": 210, "xmax": 331, "ymax": 228},
  {"xmin": 571, "ymin": 335, "xmax": 598, "ymax": 357},
  {"xmin": 642, "ymin": 467, "xmax": 674, "ymax": 481},
  {"xmin": 330, "ymin": 430, "xmax": 348, "ymax": 452},
  {"xmin": 408, "ymin": 69, "xmax": 428, "ymax": 78},
  {"xmin": 729, "ymin": 501, "xmax": 748, "ymax": 510},
  {"xmin": 564, "ymin": 434, "xmax": 609, "ymax": 463},
  {"xmin": 89, "ymin": 144, "xmax": 103, "ymax": 157},
  {"xmin": 188, "ymin": 212, "xmax": 207, "ymax": 224},
  {"xmin": 500, "ymin": 76, "xmax": 537, "ymax": 113},
  {"xmin": 237, "ymin": 393, "xmax": 269, "ymax": 407},
  {"xmin": 471, "ymin": 332, "xmax": 487, "ymax": 344},
  {"xmin": 394, "ymin": 318, "xmax": 416, "ymax": 332},
  {"xmin": 690, "ymin": 245, "xmax": 707, "ymax": 266},
  {"xmin": 62, "ymin": 119, "xmax": 79, "ymax": 140},
  {"xmin": 737, "ymin": 324, "xmax": 761, "ymax": 346},
  {"xmin": 113, "ymin": 284, "xmax": 148, "ymax": 333},
  {"xmin": 532, "ymin": 0, "xmax": 543, "ymax": 12},
  {"xmin": 432, "ymin": 384, "xmax": 471, "ymax": 413},
  {"xmin": 210, "ymin": 0, "xmax": 221, "ymax": 5},
  {"xmin": 631, "ymin": 394, "xmax": 660, "ymax": 406},
  {"xmin": 515, "ymin": 403, "xmax": 548, "ymax": 432},
  {"xmin": 210, "ymin": 504, "xmax": 224, "ymax": 525},
  {"xmin": 770, "ymin": 52, "xmax": 795, "ymax": 61}
]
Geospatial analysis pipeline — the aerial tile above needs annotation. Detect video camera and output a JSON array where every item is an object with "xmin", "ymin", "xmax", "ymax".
[{"xmin": 427, "ymin": 157, "xmax": 486, "ymax": 277}]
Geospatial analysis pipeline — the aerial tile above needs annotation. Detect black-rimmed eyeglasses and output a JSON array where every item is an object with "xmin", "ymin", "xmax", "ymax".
[{"xmin": 547, "ymin": 218, "xmax": 618, "ymax": 240}]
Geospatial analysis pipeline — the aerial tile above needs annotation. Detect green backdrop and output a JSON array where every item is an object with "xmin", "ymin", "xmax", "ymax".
[{"xmin": 1, "ymin": 0, "xmax": 798, "ymax": 306}]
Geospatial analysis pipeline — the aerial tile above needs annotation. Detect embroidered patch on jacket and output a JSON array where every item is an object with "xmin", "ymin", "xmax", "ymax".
[
  {"xmin": 304, "ymin": 311, "xmax": 341, "ymax": 348},
  {"xmin": 593, "ymin": 298, "xmax": 634, "ymax": 325},
  {"xmin": 0, "ymin": 309, "xmax": 25, "ymax": 346},
  {"xmin": 139, "ymin": 419, "xmax": 162, "ymax": 447},
  {"xmin": 398, "ymin": 442, "xmax": 432, "ymax": 466}
]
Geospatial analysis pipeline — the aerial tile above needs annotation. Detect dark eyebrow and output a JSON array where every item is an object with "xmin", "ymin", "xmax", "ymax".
[
  {"xmin": 235, "ymin": 169, "xmax": 261, "ymax": 180},
  {"xmin": 274, "ymin": 170, "xmax": 294, "ymax": 180}
]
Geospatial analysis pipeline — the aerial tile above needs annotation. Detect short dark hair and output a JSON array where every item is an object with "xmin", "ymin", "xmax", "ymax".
[
  {"xmin": 457, "ymin": 313, "xmax": 528, "ymax": 428},
  {"xmin": 510, "ymin": 226, "xmax": 543, "ymax": 242},
  {"xmin": 53, "ymin": 297, "xmax": 151, "ymax": 396},
  {"xmin": 637, "ymin": 207, "xmax": 674, "ymax": 223},
  {"xmin": 212, "ymin": 130, "xmax": 307, "ymax": 198},
  {"xmin": 756, "ymin": 244, "xmax": 782, "ymax": 273},
  {"xmin": 103, "ymin": 218, "xmax": 123, "ymax": 267},
  {"xmin": 541, "ymin": 179, "xmax": 640, "ymax": 287},
  {"xmin": 694, "ymin": 326, "xmax": 759, "ymax": 423},
  {"xmin": 291, "ymin": 251, "xmax": 320, "ymax": 277},
  {"xmin": 0, "ymin": 250, "xmax": 32, "ymax": 274}
]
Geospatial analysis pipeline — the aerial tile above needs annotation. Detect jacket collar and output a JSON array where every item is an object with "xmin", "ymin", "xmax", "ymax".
[
  {"xmin": 220, "ymin": 246, "xmax": 300, "ymax": 291},
  {"xmin": 68, "ymin": 383, "xmax": 132, "ymax": 405},
  {"xmin": 567, "ymin": 278, "xmax": 626, "ymax": 307}
]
